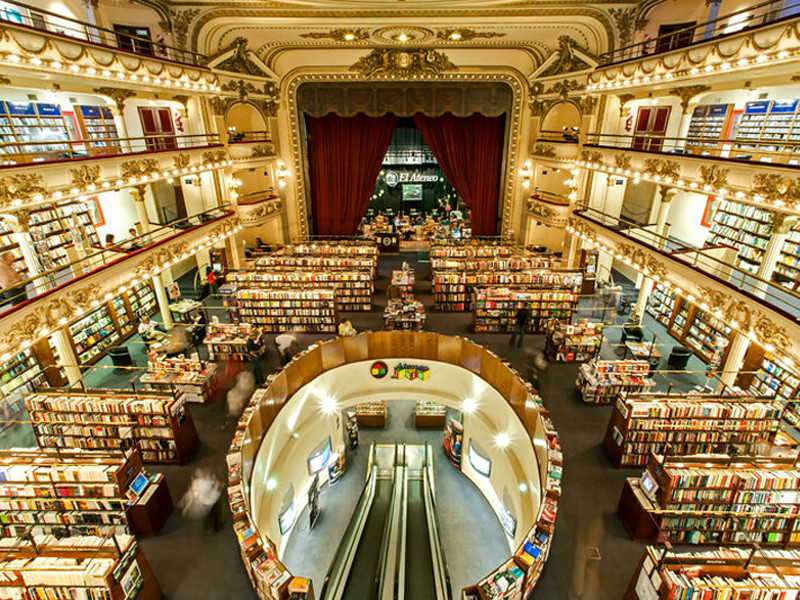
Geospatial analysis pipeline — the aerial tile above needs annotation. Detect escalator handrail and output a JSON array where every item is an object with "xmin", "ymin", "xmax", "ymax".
[
  {"xmin": 320, "ymin": 459, "xmax": 379, "ymax": 600},
  {"xmin": 376, "ymin": 445, "xmax": 407, "ymax": 600},
  {"xmin": 423, "ymin": 443, "xmax": 453, "ymax": 600}
]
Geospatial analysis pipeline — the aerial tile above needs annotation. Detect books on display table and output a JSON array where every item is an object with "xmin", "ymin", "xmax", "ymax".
[{"xmin": 576, "ymin": 360, "xmax": 655, "ymax": 404}]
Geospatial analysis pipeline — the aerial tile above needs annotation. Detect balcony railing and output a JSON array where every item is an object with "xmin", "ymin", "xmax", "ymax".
[
  {"xmin": 0, "ymin": 0, "xmax": 207, "ymax": 67},
  {"xmin": 538, "ymin": 129, "xmax": 580, "ymax": 143},
  {"xmin": 238, "ymin": 189, "xmax": 278, "ymax": 204},
  {"xmin": 531, "ymin": 189, "xmax": 571, "ymax": 204},
  {"xmin": 584, "ymin": 133, "xmax": 800, "ymax": 167},
  {"xmin": 0, "ymin": 205, "xmax": 232, "ymax": 317},
  {"xmin": 600, "ymin": 0, "xmax": 800, "ymax": 66},
  {"xmin": 576, "ymin": 206, "xmax": 800, "ymax": 321},
  {"xmin": 0, "ymin": 133, "xmax": 221, "ymax": 167},
  {"xmin": 227, "ymin": 131, "xmax": 272, "ymax": 144}
]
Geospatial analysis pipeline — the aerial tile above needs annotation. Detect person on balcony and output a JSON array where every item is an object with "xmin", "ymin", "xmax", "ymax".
[{"xmin": 0, "ymin": 252, "xmax": 26, "ymax": 307}]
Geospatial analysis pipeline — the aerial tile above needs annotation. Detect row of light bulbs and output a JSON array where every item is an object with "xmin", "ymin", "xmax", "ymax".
[
  {"xmin": 1, "ymin": 223, "xmax": 243, "ymax": 364},
  {"xmin": 565, "ymin": 224, "xmax": 795, "ymax": 370},
  {"xmin": 3, "ymin": 53, "xmax": 220, "ymax": 92},
  {"xmin": 574, "ymin": 159, "xmax": 781, "ymax": 207},
  {"xmin": 587, "ymin": 49, "xmax": 795, "ymax": 92},
  {"xmin": 23, "ymin": 160, "xmax": 234, "ymax": 208}
]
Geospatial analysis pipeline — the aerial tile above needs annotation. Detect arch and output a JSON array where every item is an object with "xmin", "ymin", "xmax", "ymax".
[
  {"xmin": 541, "ymin": 100, "xmax": 582, "ymax": 132},
  {"xmin": 225, "ymin": 101, "xmax": 268, "ymax": 132}
]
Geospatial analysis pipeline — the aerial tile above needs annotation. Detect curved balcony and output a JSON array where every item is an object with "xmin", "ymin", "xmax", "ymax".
[{"xmin": 227, "ymin": 131, "xmax": 276, "ymax": 163}]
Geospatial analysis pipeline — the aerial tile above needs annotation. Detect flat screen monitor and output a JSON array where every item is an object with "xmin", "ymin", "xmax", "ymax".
[
  {"xmin": 402, "ymin": 184, "xmax": 423, "ymax": 202},
  {"xmin": 130, "ymin": 473, "xmax": 149, "ymax": 496},
  {"xmin": 640, "ymin": 471, "xmax": 658, "ymax": 499},
  {"xmin": 307, "ymin": 437, "xmax": 332, "ymax": 475},
  {"xmin": 468, "ymin": 440, "xmax": 491, "ymax": 478}
]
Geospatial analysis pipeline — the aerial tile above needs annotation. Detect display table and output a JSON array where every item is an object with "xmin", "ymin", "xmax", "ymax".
[
  {"xmin": 391, "ymin": 268, "xmax": 415, "ymax": 292},
  {"xmin": 169, "ymin": 299, "xmax": 201, "ymax": 322},
  {"xmin": 624, "ymin": 342, "xmax": 662, "ymax": 370},
  {"xmin": 383, "ymin": 297, "xmax": 425, "ymax": 331},
  {"xmin": 205, "ymin": 323, "xmax": 264, "ymax": 361},
  {"xmin": 355, "ymin": 400, "xmax": 386, "ymax": 427},
  {"xmin": 545, "ymin": 320, "xmax": 603, "ymax": 362},
  {"xmin": 139, "ymin": 358, "xmax": 217, "ymax": 404},
  {"xmin": 415, "ymin": 400, "xmax": 446, "ymax": 428}
]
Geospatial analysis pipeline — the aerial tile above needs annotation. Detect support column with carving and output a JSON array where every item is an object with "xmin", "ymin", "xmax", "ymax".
[
  {"xmin": 634, "ymin": 276, "xmax": 653, "ymax": 323},
  {"xmin": 717, "ymin": 331, "xmax": 750, "ymax": 391},
  {"xmin": 52, "ymin": 329, "xmax": 82, "ymax": 385},
  {"xmin": 655, "ymin": 186, "xmax": 677, "ymax": 249},
  {"xmin": 130, "ymin": 185, "xmax": 151, "ymax": 234},
  {"xmin": 754, "ymin": 212, "xmax": 796, "ymax": 298}
]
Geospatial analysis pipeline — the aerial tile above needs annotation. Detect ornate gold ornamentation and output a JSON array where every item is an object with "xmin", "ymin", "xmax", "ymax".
[
  {"xmin": 0, "ymin": 76, "xmax": 10, "ymax": 86},
  {"xmin": 528, "ymin": 198, "xmax": 569, "ymax": 227},
  {"xmin": 120, "ymin": 158, "xmax": 159, "ymax": 179},
  {"xmin": 217, "ymin": 37, "xmax": 265, "ymax": 76},
  {"xmin": 173, "ymin": 154, "xmax": 191, "ymax": 170},
  {"xmin": 92, "ymin": 88, "xmax": 135, "ymax": 112},
  {"xmin": 697, "ymin": 286, "xmax": 790, "ymax": 350},
  {"xmin": 133, "ymin": 242, "xmax": 190, "ymax": 280},
  {"xmin": 541, "ymin": 36, "xmax": 593, "ymax": 77},
  {"xmin": 202, "ymin": 150, "xmax": 228, "ymax": 163},
  {"xmin": 350, "ymin": 48, "xmax": 457, "ymax": 78},
  {"xmin": 532, "ymin": 143, "xmax": 557, "ymax": 158},
  {"xmin": 617, "ymin": 93, "xmax": 635, "ymax": 117},
  {"xmin": 171, "ymin": 9, "xmax": 199, "ymax": 50},
  {"xmin": 614, "ymin": 154, "xmax": 631, "ymax": 171},
  {"xmin": 615, "ymin": 243, "xmax": 668, "ymax": 280},
  {"xmin": 251, "ymin": 144, "xmax": 276, "ymax": 158},
  {"xmin": 580, "ymin": 150, "xmax": 603, "ymax": 164},
  {"xmin": 608, "ymin": 7, "xmax": 647, "ymax": 48},
  {"xmin": 751, "ymin": 173, "xmax": 800, "ymax": 208},
  {"xmin": 68, "ymin": 165, "xmax": 101, "ymax": 188},
  {"xmin": 668, "ymin": 85, "xmax": 712, "ymax": 112},
  {"xmin": 544, "ymin": 79, "xmax": 583, "ymax": 98},
  {"xmin": 209, "ymin": 97, "xmax": 229, "ymax": 116},
  {"xmin": 568, "ymin": 216, "xmax": 597, "ymax": 242},
  {"xmin": 0, "ymin": 174, "xmax": 46, "ymax": 207},
  {"xmin": 579, "ymin": 95, "xmax": 598, "ymax": 115},
  {"xmin": 642, "ymin": 158, "xmax": 681, "ymax": 181},
  {"xmin": 221, "ymin": 79, "xmax": 257, "ymax": 101},
  {"xmin": 530, "ymin": 99, "xmax": 551, "ymax": 118},
  {"xmin": 435, "ymin": 28, "xmax": 505, "ymax": 42},
  {"xmin": 240, "ymin": 199, "xmax": 283, "ymax": 226},
  {"xmin": 172, "ymin": 95, "xmax": 190, "ymax": 112},
  {"xmin": 300, "ymin": 28, "xmax": 370, "ymax": 42},
  {"xmin": 252, "ymin": 98, "xmax": 278, "ymax": 118},
  {"xmin": 699, "ymin": 164, "xmax": 729, "ymax": 188}
]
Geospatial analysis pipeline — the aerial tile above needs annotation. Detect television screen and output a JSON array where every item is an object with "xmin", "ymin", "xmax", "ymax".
[
  {"xmin": 307, "ymin": 437, "xmax": 332, "ymax": 475},
  {"xmin": 468, "ymin": 440, "xmax": 491, "ymax": 477},
  {"xmin": 278, "ymin": 501, "xmax": 296, "ymax": 535},
  {"xmin": 640, "ymin": 471, "xmax": 658, "ymax": 498},
  {"xmin": 402, "ymin": 184, "xmax": 423, "ymax": 202},
  {"xmin": 130, "ymin": 473, "xmax": 149, "ymax": 496}
]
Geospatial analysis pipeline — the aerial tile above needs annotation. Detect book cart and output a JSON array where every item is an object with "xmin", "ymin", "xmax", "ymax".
[
  {"xmin": 603, "ymin": 391, "xmax": 783, "ymax": 467},
  {"xmin": 624, "ymin": 544, "xmax": 800, "ymax": 600},
  {"xmin": 0, "ymin": 447, "xmax": 172, "ymax": 538},
  {"xmin": 618, "ymin": 453, "xmax": 800, "ymax": 547},
  {"xmin": 545, "ymin": 320, "xmax": 603, "ymax": 362},
  {"xmin": 25, "ymin": 389, "xmax": 199, "ymax": 464},
  {"xmin": 227, "ymin": 269, "xmax": 373, "ymax": 312},
  {"xmin": 576, "ymin": 360, "xmax": 655, "ymax": 404}
]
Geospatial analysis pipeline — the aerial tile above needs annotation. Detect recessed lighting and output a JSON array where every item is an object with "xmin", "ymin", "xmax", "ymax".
[
  {"xmin": 344, "ymin": 33, "xmax": 356, "ymax": 41},
  {"xmin": 462, "ymin": 398, "xmax": 478, "ymax": 414},
  {"xmin": 495, "ymin": 432, "xmax": 510, "ymax": 448},
  {"xmin": 397, "ymin": 33, "xmax": 409, "ymax": 42},
  {"xmin": 449, "ymin": 32, "xmax": 462, "ymax": 40}
]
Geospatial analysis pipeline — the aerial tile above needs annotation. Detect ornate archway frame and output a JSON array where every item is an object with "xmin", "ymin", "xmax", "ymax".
[{"xmin": 283, "ymin": 72, "xmax": 526, "ymax": 240}]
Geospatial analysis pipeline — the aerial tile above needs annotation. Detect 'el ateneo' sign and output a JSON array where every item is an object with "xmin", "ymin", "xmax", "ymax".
[
  {"xmin": 370, "ymin": 360, "xmax": 430, "ymax": 381},
  {"xmin": 385, "ymin": 170, "xmax": 439, "ymax": 187}
]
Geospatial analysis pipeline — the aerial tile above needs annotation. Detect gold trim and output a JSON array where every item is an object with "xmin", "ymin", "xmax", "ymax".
[{"xmin": 349, "ymin": 48, "xmax": 457, "ymax": 78}]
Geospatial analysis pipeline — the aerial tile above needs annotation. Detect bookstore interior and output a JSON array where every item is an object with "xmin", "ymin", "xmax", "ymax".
[{"xmin": 4, "ymin": 0, "xmax": 800, "ymax": 599}]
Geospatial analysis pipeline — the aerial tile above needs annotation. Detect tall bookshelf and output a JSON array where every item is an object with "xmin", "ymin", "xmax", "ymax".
[
  {"xmin": 706, "ymin": 199, "xmax": 773, "ymax": 274},
  {"xmin": 0, "ymin": 533, "xmax": 161, "ymax": 600},
  {"xmin": 576, "ymin": 360, "xmax": 654, "ymax": 404},
  {"xmin": 472, "ymin": 286, "xmax": 579, "ymax": 333},
  {"xmin": 603, "ymin": 392, "xmax": 782, "ymax": 467},
  {"xmin": 686, "ymin": 103, "xmax": 733, "ymax": 153},
  {"xmin": 618, "ymin": 454, "xmax": 800, "ymax": 546},
  {"xmin": 253, "ymin": 255, "xmax": 377, "ymax": 277},
  {"xmin": 431, "ymin": 255, "xmax": 556, "ymax": 272},
  {"xmin": 0, "ymin": 219, "xmax": 27, "ymax": 277},
  {"xmin": 734, "ymin": 98, "xmax": 800, "ymax": 154},
  {"xmin": 26, "ymin": 389, "xmax": 199, "ymax": 464},
  {"xmin": 434, "ymin": 270, "xmax": 582, "ymax": 312},
  {"xmin": 775, "ymin": 223, "xmax": 800, "ymax": 290},
  {"xmin": 429, "ymin": 240, "xmax": 515, "ymax": 260},
  {"xmin": 0, "ymin": 101, "xmax": 71, "ymax": 160},
  {"xmin": 69, "ymin": 304, "xmax": 121, "ymax": 365},
  {"xmin": 75, "ymin": 104, "xmax": 121, "ymax": 153},
  {"xmin": 624, "ymin": 545, "xmax": 800, "ymax": 600},
  {"xmin": 644, "ymin": 283, "xmax": 677, "ymax": 329},
  {"xmin": 684, "ymin": 308, "xmax": 732, "ymax": 363},
  {"xmin": 235, "ymin": 289, "xmax": 337, "ymax": 333},
  {"xmin": 28, "ymin": 200, "xmax": 101, "ymax": 271},
  {"xmin": 228, "ymin": 269, "xmax": 372, "ymax": 312}
]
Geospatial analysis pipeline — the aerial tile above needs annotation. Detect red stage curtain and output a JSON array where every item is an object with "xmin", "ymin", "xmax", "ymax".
[
  {"xmin": 412, "ymin": 113, "xmax": 505, "ymax": 236},
  {"xmin": 306, "ymin": 113, "xmax": 398, "ymax": 236}
]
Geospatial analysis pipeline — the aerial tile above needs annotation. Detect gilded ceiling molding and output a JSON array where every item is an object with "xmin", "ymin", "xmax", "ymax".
[
  {"xmin": 607, "ymin": 7, "xmax": 648, "ymax": 48},
  {"xmin": 543, "ymin": 79, "xmax": 584, "ymax": 99},
  {"xmin": 92, "ymin": 88, "xmax": 136, "ymax": 112},
  {"xmin": 642, "ymin": 158, "xmax": 680, "ymax": 181},
  {"xmin": 699, "ymin": 164, "xmax": 729, "ymax": 188},
  {"xmin": 171, "ymin": 8, "xmax": 200, "ymax": 50},
  {"xmin": 68, "ymin": 165, "xmax": 101, "ymax": 188},
  {"xmin": 300, "ymin": 28, "xmax": 370, "ymax": 42},
  {"xmin": 214, "ymin": 37, "xmax": 268, "ymax": 76},
  {"xmin": 0, "ymin": 174, "xmax": 46, "ymax": 208},
  {"xmin": 668, "ymin": 85, "xmax": 712, "ymax": 112},
  {"xmin": 286, "ymin": 73, "xmax": 524, "ymax": 240},
  {"xmin": 435, "ymin": 28, "xmax": 505, "ymax": 42},
  {"xmin": 120, "ymin": 158, "xmax": 160, "ymax": 179},
  {"xmin": 540, "ymin": 36, "xmax": 594, "ymax": 77},
  {"xmin": 349, "ymin": 49, "xmax": 457, "ymax": 78},
  {"xmin": 751, "ymin": 174, "xmax": 800, "ymax": 209},
  {"xmin": 614, "ymin": 154, "xmax": 631, "ymax": 171}
]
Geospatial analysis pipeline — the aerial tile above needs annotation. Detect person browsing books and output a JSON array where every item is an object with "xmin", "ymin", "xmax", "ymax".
[
  {"xmin": 509, "ymin": 306, "xmax": 530, "ymax": 348},
  {"xmin": 275, "ymin": 331, "xmax": 298, "ymax": 365},
  {"xmin": 246, "ymin": 330, "xmax": 264, "ymax": 385}
]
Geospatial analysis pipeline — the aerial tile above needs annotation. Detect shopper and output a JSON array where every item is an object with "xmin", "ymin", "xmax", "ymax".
[
  {"xmin": 530, "ymin": 351, "xmax": 548, "ymax": 388},
  {"xmin": 126, "ymin": 228, "xmax": 142, "ymax": 251},
  {"xmin": 206, "ymin": 267, "xmax": 218, "ymax": 296},
  {"xmin": 188, "ymin": 309, "xmax": 207, "ymax": 344},
  {"xmin": 138, "ymin": 315, "xmax": 166, "ymax": 342},
  {"xmin": 246, "ymin": 330, "xmax": 264, "ymax": 385},
  {"xmin": 0, "ymin": 252, "xmax": 26, "ymax": 307},
  {"xmin": 509, "ymin": 306, "xmax": 530, "ymax": 348},
  {"xmin": 338, "ymin": 319, "xmax": 356, "ymax": 337},
  {"xmin": 224, "ymin": 372, "xmax": 255, "ymax": 428},
  {"xmin": 275, "ymin": 331, "xmax": 298, "ymax": 365},
  {"xmin": 180, "ymin": 467, "xmax": 223, "ymax": 532}
]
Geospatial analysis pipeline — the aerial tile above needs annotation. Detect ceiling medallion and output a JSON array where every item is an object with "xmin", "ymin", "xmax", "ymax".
[
  {"xmin": 350, "ymin": 48, "xmax": 457, "ymax": 79},
  {"xmin": 373, "ymin": 26, "xmax": 434, "ymax": 45}
]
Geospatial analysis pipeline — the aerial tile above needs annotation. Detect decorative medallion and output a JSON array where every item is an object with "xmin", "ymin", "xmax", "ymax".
[
  {"xmin": 0, "ymin": 174, "xmax": 46, "ymax": 207},
  {"xmin": 752, "ymin": 174, "xmax": 800, "ymax": 208},
  {"xmin": 120, "ymin": 159, "xmax": 159, "ymax": 179},
  {"xmin": 350, "ymin": 48, "xmax": 457, "ymax": 78},
  {"xmin": 435, "ymin": 28, "xmax": 505, "ymax": 42},
  {"xmin": 370, "ymin": 361, "xmax": 389, "ymax": 379},
  {"xmin": 69, "ymin": 165, "xmax": 101, "ymax": 188},
  {"xmin": 300, "ymin": 29, "xmax": 370, "ymax": 42},
  {"xmin": 372, "ymin": 26, "xmax": 434, "ymax": 45}
]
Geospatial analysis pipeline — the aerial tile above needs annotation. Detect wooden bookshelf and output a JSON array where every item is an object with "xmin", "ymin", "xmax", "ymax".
[
  {"xmin": 603, "ymin": 392, "xmax": 782, "ymax": 468},
  {"xmin": 706, "ymin": 199, "xmax": 773, "ymax": 275},
  {"xmin": 355, "ymin": 400, "xmax": 387, "ymax": 427},
  {"xmin": 253, "ymin": 254, "xmax": 377, "ymax": 277},
  {"xmin": 28, "ymin": 200, "xmax": 100, "ymax": 271},
  {"xmin": 0, "ymin": 534, "xmax": 162, "ymax": 600},
  {"xmin": 235, "ymin": 288, "xmax": 337, "ymax": 333},
  {"xmin": 473, "ymin": 286, "xmax": 579, "ymax": 334},
  {"xmin": 576, "ymin": 360, "xmax": 654, "ymax": 404},
  {"xmin": 227, "ymin": 269, "xmax": 372, "ymax": 312},
  {"xmin": 625, "ymin": 545, "xmax": 800, "ymax": 600},
  {"xmin": 26, "ymin": 389, "xmax": 198, "ymax": 464},
  {"xmin": 545, "ymin": 320, "xmax": 603, "ymax": 362},
  {"xmin": 414, "ymin": 401, "xmax": 446, "ymax": 428},
  {"xmin": 618, "ymin": 454, "xmax": 800, "ymax": 546}
]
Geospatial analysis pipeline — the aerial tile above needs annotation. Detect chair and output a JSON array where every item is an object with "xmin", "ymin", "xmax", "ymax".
[
  {"xmin": 668, "ymin": 346, "xmax": 692, "ymax": 370},
  {"xmin": 107, "ymin": 346, "xmax": 133, "ymax": 369},
  {"xmin": 621, "ymin": 324, "xmax": 644, "ymax": 343}
]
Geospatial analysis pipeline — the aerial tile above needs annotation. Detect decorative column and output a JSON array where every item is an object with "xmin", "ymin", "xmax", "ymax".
[
  {"xmin": 130, "ymin": 185, "xmax": 151, "ymax": 234},
  {"xmin": 152, "ymin": 273, "xmax": 174, "ymax": 329},
  {"xmin": 52, "ymin": 328, "xmax": 82, "ymax": 385},
  {"xmin": 655, "ymin": 186, "xmax": 677, "ymax": 249},
  {"xmin": 754, "ymin": 212, "xmax": 795, "ymax": 299},
  {"xmin": 634, "ymin": 276, "xmax": 653, "ymax": 323},
  {"xmin": 717, "ymin": 331, "xmax": 750, "ymax": 391}
]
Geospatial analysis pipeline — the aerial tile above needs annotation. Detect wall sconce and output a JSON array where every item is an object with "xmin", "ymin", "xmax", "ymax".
[
  {"xmin": 519, "ymin": 160, "xmax": 532, "ymax": 188},
  {"xmin": 277, "ymin": 162, "xmax": 290, "ymax": 188}
]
